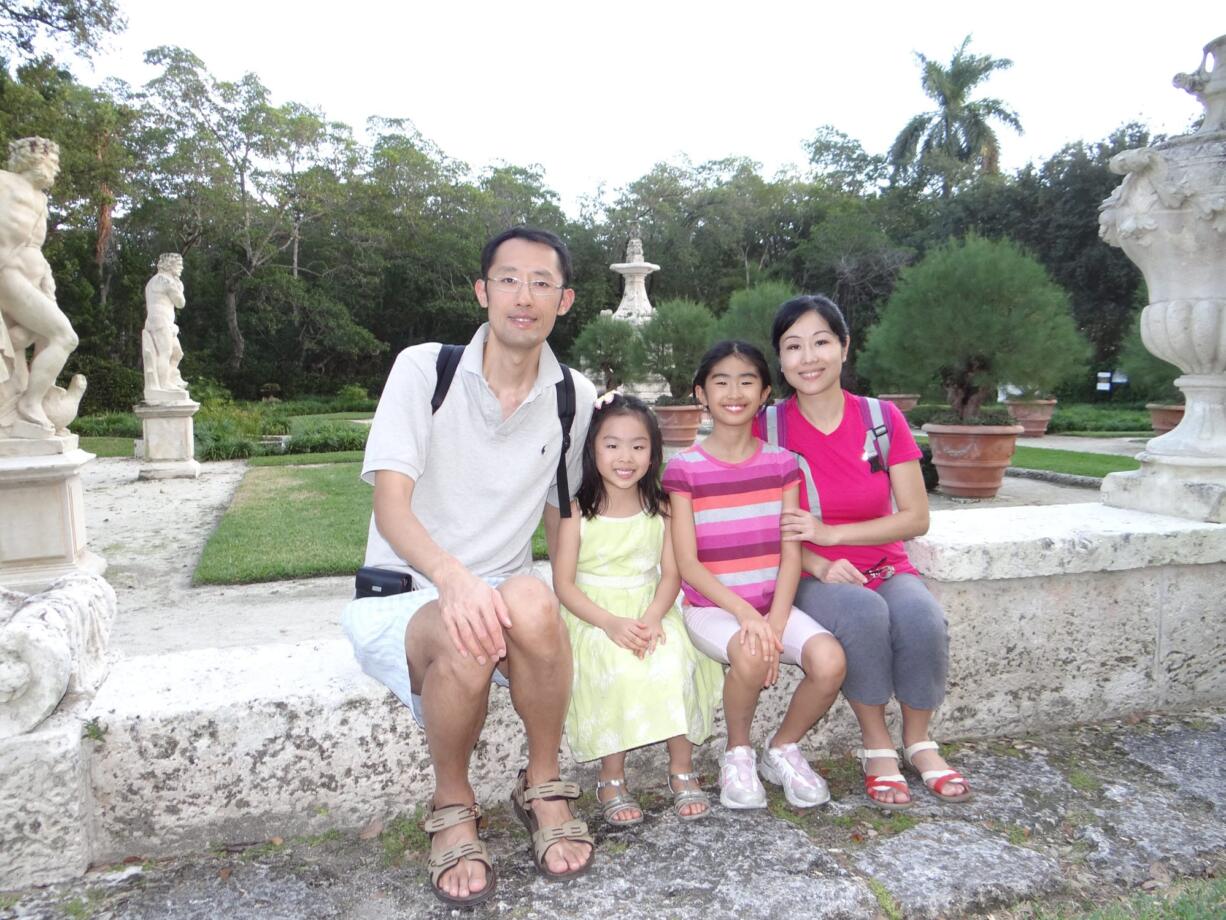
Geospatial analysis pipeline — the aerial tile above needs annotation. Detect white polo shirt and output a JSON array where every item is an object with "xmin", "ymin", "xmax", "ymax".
[{"xmin": 361, "ymin": 323, "xmax": 595, "ymax": 586}]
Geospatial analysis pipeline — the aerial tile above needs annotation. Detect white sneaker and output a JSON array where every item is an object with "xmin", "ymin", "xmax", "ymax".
[
  {"xmin": 759, "ymin": 743, "xmax": 831, "ymax": 807},
  {"xmin": 720, "ymin": 745, "xmax": 767, "ymax": 809}
]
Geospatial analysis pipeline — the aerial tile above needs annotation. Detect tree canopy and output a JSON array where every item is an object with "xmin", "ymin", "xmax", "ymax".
[
  {"xmin": 889, "ymin": 35, "xmax": 1022, "ymax": 198},
  {"xmin": 0, "ymin": 40, "xmax": 1154, "ymax": 409}
]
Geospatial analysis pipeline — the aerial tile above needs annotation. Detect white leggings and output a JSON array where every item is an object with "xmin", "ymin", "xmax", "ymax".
[{"xmin": 682, "ymin": 605, "xmax": 831, "ymax": 666}]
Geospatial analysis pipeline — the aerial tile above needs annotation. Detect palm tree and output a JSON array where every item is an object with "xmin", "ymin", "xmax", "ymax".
[{"xmin": 889, "ymin": 35, "xmax": 1023, "ymax": 198}]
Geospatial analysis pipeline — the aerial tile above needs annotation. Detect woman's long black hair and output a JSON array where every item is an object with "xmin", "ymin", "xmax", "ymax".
[{"xmin": 575, "ymin": 393, "xmax": 669, "ymax": 519}]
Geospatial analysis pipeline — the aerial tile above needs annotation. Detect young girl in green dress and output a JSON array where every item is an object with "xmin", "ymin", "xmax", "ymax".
[{"xmin": 554, "ymin": 393, "xmax": 723, "ymax": 826}]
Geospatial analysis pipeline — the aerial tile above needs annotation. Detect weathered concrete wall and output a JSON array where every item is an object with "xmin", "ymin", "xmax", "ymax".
[{"xmin": 0, "ymin": 712, "xmax": 93, "ymax": 888}]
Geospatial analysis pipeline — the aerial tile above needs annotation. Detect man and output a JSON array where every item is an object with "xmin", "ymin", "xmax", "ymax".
[
  {"xmin": 342, "ymin": 227, "xmax": 597, "ymax": 906},
  {"xmin": 0, "ymin": 137, "xmax": 79, "ymax": 436}
]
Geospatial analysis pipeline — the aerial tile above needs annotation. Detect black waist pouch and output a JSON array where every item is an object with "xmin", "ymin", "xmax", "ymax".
[{"xmin": 354, "ymin": 566, "xmax": 415, "ymax": 599}]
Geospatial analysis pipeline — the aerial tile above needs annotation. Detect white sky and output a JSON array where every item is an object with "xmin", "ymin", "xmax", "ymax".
[{"xmin": 77, "ymin": 1, "xmax": 1224, "ymax": 216}]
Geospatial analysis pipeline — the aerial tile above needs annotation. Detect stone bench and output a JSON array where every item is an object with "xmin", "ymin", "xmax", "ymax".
[{"xmin": 5, "ymin": 503, "xmax": 1225, "ymax": 886}]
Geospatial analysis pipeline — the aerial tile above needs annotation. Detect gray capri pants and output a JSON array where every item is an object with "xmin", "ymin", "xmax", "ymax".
[{"xmin": 794, "ymin": 573, "xmax": 948, "ymax": 709}]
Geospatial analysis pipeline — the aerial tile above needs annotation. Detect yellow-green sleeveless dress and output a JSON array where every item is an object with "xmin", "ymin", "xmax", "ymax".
[{"xmin": 562, "ymin": 511, "xmax": 723, "ymax": 763}]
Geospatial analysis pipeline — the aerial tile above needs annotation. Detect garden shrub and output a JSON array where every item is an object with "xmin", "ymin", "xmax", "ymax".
[
  {"xmin": 640, "ymin": 298, "xmax": 718, "ymax": 400},
  {"xmin": 72, "ymin": 412, "xmax": 141, "ymax": 438},
  {"xmin": 285, "ymin": 422, "xmax": 368, "ymax": 454},
  {"xmin": 64, "ymin": 355, "xmax": 143, "ymax": 415},
  {"xmin": 570, "ymin": 315, "xmax": 643, "ymax": 392},
  {"xmin": 333, "ymin": 383, "xmax": 376, "ymax": 411}
]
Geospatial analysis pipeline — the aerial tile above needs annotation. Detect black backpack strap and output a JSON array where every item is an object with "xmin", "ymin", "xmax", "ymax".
[
  {"xmin": 554, "ymin": 364, "xmax": 576, "ymax": 519},
  {"xmin": 431, "ymin": 344, "xmax": 463, "ymax": 415}
]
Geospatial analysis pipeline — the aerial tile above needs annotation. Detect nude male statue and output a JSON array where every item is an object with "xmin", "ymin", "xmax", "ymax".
[
  {"xmin": 0, "ymin": 137, "xmax": 79, "ymax": 435},
  {"xmin": 142, "ymin": 253, "xmax": 188, "ymax": 400}
]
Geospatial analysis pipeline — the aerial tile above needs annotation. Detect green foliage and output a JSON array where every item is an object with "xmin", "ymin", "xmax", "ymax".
[
  {"xmin": 716, "ymin": 281, "xmax": 797, "ymax": 385},
  {"xmin": 191, "ymin": 377, "xmax": 234, "ymax": 406},
  {"xmin": 1117, "ymin": 321, "xmax": 1182, "ymax": 404},
  {"xmin": 334, "ymin": 383, "xmax": 375, "ymax": 410},
  {"xmin": 569, "ymin": 315, "xmax": 643, "ymax": 392},
  {"xmin": 0, "ymin": 0, "xmax": 126, "ymax": 61},
  {"xmin": 285, "ymin": 422, "xmax": 368, "ymax": 454},
  {"xmin": 1046, "ymin": 403, "xmax": 1151, "ymax": 434},
  {"xmin": 640, "ymin": 298, "xmax": 717, "ymax": 399},
  {"xmin": 922, "ymin": 406, "xmax": 1014, "ymax": 426},
  {"xmin": 889, "ymin": 35, "xmax": 1021, "ymax": 197},
  {"xmin": 64, "ymin": 355, "xmax": 142, "ymax": 415},
  {"xmin": 71, "ymin": 411, "xmax": 140, "ymax": 437},
  {"xmin": 861, "ymin": 235, "xmax": 1089, "ymax": 420}
]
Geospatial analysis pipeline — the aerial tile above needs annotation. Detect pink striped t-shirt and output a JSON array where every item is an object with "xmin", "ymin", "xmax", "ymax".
[{"xmin": 662, "ymin": 441, "xmax": 800, "ymax": 614}]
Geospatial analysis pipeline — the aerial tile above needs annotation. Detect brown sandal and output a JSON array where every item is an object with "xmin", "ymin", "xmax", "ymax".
[
  {"xmin": 509, "ymin": 770, "xmax": 595, "ymax": 881},
  {"xmin": 423, "ymin": 803, "xmax": 497, "ymax": 907}
]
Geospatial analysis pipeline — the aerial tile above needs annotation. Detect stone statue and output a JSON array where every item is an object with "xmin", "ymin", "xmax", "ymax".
[
  {"xmin": 142, "ymin": 253, "xmax": 189, "ymax": 402},
  {"xmin": 625, "ymin": 236, "xmax": 644, "ymax": 263},
  {"xmin": 0, "ymin": 137, "xmax": 84, "ymax": 439}
]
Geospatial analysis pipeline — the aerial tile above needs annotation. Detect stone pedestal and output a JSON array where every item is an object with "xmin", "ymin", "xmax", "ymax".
[
  {"xmin": 134, "ymin": 400, "xmax": 200, "ymax": 480},
  {"xmin": 0, "ymin": 438, "xmax": 105, "ymax": 593}
]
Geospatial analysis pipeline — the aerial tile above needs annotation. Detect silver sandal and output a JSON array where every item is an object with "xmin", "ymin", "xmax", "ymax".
[
  {"xmin": 667, "ymin": 772, "xmax": 711, "ymax": 821},
  {"xmin": 597, "ymin": 777, "xmax": 643, "ymax": 827}
]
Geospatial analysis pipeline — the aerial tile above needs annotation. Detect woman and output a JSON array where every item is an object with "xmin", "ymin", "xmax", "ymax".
[{"xmin": 754, "ymin": 294, "xmax": 970, "ymax": 809}]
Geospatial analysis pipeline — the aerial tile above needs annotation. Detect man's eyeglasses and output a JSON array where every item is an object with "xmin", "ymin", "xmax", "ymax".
[
  {"xmin": 861, "ymin": 556, "xmax": 895, "ymax": 581},
  {"xmin": 485, "ymin": 275, "xmax": 565, "ymax": 299}
]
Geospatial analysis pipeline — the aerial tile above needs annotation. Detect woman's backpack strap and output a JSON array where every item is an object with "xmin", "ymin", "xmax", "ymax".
[
  {"xmin": 762, "ymin": 402, "xmax": 821, "ymax": 521},
  {"xmin": 858, "ymin": 396, "xmax": 892, "ymax": 474}
]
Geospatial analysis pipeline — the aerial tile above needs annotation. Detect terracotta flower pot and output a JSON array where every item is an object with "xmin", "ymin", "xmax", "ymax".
[
  {"xmin": 653, "ymin": 404, "xmax": 703, "ymax": 447},
  {"xmin": 878, "ymin": 393, "xmax": 921, "ymax": 414},
  {"xmin": 922, "ymin": 422, "xmax": 1025, "ymax": 498},
  {"xmin": 1146, "ymin": 403, "xmax": 1185, "ymax": 435},
  {"xmin": 1005, "ymin": 398, "xmax": 1058, "ymax": 437}
]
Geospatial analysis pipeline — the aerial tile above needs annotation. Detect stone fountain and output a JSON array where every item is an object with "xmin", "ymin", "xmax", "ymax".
[
  {"xmin": 608, "ymin": 230, "xmax": 660, "ymax": 326},
  {"xmin": 1099, "ymin": 35, "xmax": 1226, "ymax": 522}
]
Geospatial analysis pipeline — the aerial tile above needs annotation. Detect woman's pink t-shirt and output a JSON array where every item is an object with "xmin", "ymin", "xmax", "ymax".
[{"xmin": 753, "ymin": 391, "xmax": 922, "ymax": 585}]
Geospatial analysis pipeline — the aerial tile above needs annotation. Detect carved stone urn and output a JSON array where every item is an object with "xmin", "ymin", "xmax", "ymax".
[{"xmin": 1098, "ymin": 35, "xmax": 1226, "ymax": 521}]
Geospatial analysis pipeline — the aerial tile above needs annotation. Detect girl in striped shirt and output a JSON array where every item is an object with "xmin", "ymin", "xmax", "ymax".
[{"xmin": 663, "ymin": 341, "xmax": 847, "ymax": 810}]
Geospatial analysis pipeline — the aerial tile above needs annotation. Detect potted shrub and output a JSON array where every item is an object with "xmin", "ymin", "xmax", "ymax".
[
  {"xmin": 877, "ymin": 392, "xmax": 922, "ymax": 415},
  {"xmin": 570, "ymin": 314, "xmax": 644, "ymax": 393},
  {"xmin": 1004, "ymin": 389, "xmax": 1059, "ymax": 437},
  {"xmin": 860, "ymin": 234, "xmax": 1088, "ymax": 498},
  {"xmin": 640, "ymin": 298, "xmax": 717, "ymax": 446}
]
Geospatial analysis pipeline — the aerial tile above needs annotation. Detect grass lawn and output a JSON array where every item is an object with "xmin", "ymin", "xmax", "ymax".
[
  {"xmin": 195, "ymin": 458, "xmax": 551, "ymax": 585},
  {"xmin": 80, "ymin": 436, "xmax": 135, "ymax": 458},
  {"xmin": 194, "ymin": 463, "xmax": 371, "ymax": 585},
  {"xmin": 916, "ymin": 436, "xmax": 1140, "ymax": 478},
  {"xmin": 250, "ymin": 450, "xmax": 365, "ymax": 467},
  {"xmin": 1010, "ymin": 445, "xmax": 1139, "ymax": 477}
]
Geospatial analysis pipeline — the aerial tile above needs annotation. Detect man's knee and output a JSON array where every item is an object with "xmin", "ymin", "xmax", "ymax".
[
  {"xmin": 428, "ymin": 644, "xmax": 497, "ymax": 695},
  {"xmin": 500, "ymin": 576, "xmax": 562, "ymax": 642}
]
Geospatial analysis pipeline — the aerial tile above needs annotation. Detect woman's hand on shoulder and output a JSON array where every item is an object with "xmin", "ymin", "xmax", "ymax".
[{"xmin": 781, "ymin": 509, "xmax": 841, "ymax": 546}]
